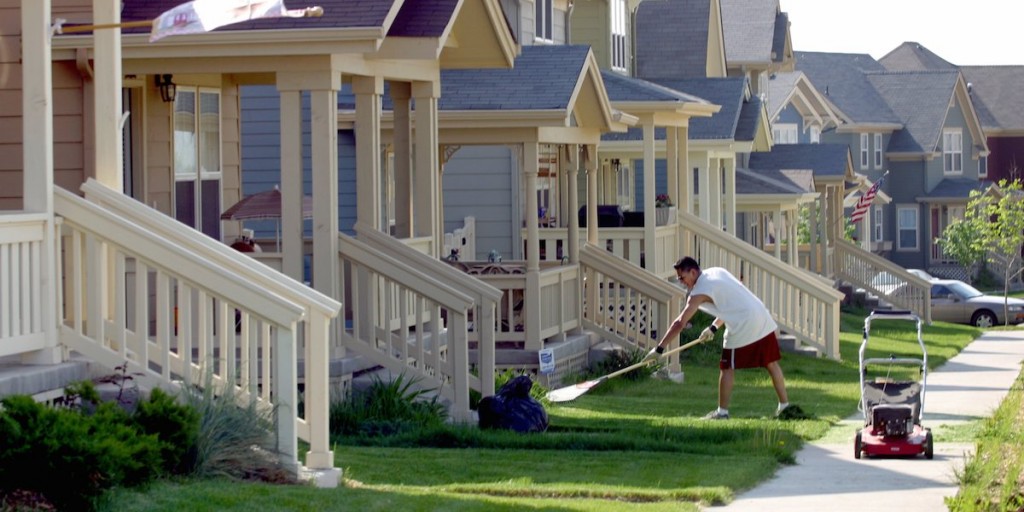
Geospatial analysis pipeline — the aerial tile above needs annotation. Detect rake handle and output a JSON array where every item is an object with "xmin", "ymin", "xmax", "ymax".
[{"xmin": 599, "ymin": 337, "xmax": 707, "ymax": 382}]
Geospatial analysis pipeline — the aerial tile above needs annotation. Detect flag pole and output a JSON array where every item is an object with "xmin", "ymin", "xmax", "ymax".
[{"xmin": 55, "ymin": 20, "xmax": 155, "ymax": 34}]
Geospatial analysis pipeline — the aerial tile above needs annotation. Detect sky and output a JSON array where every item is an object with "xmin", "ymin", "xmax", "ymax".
[{"xmin": 780, "ymin": 0, "xmax": 1024, "ymax": 66}]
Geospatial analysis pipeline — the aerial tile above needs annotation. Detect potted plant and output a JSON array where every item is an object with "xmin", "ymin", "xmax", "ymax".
[{"xmin": 655, "ymin": 194, "xmax": 676, "ymax": 226}]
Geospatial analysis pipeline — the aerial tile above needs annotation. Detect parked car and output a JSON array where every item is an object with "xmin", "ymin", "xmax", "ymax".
[
  {"xmin": 907, "ymin": 269, "xmax": 936, "ymax": 281},
  {"xmin": 930, "ymin": 279, "xmax": 1024, "ymax": 327},
  {"xmin": 869, "ymin": 269, "xmax": 934, "ymax": 296}
]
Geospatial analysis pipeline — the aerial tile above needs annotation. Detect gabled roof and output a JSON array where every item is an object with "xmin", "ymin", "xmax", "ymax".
[
  {"xmin": 917, "ymin": 178, "xmax": 993, "ymax": 201},
  {"xmin": 601, "ymin": 72, "xmax": 710, "ymax": 104},
  {"xmin": 736, "ymin": 94, "xmax": 765, "ymax": 142},
  {"xmin": 865, "ymin": 70, "xmax": 960, "ymax": 153},
  {"xmin": 652, "ymin": 78, "xmax": 747, "ymax": 140},
  {"xmin": 960, "ymin": 66, "xmax": 1024, "ymax": 133},
  {"xmin": 795, "ymin": 51, "xmax": 901, "ymax": 126},
  {"xmin": 720, "ymin": 0, "xmax": 786, "ymax": 66},
  {"xmin": 767, "ymin": 71, "xmax": 840, "ymax": 129},
  {"xmin": 635, "ymin": 0, "xmax": 725, "ymax": 80},
  {"xmin": 879, "ymin": 42, "xmax": 957, "ymax": 72},
  {"xmin": 747, "ymin": 143, "xmax": 853, "ymax": 180},
  {"xmin": 737, "ymin": 168, "xmax": 814, "ymax": 194}
]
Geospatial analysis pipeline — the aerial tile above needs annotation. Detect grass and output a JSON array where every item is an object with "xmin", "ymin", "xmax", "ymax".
[
  {"xmin": 947, "ymin": 370, "xmax": 1024, "ymax": 511},
  {"xmin": 98, "ymin": 309, "xmax": 981, "ymax": 511}
]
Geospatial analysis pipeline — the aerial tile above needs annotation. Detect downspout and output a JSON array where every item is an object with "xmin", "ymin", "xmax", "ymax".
[{"xmin": 566, "ymin": 0, "xmax": 574, "ymax": 43}]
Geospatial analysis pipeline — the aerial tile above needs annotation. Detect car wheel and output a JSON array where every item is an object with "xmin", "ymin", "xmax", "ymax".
[{"xmin": 972, "ymin": 310, "xmax": 997, "ymax": 328}]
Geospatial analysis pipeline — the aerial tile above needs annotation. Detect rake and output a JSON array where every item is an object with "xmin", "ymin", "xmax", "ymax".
[{"xmin": 546, "ymin": 337, "xmax": 706, "ymax": 403}]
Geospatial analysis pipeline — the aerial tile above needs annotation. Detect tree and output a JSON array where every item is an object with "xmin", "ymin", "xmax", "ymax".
[{"xmin": 939, "ymin": 179, "xmax": 1024, "ymax": 325}]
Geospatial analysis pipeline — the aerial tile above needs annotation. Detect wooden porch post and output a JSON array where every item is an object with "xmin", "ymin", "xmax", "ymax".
[
  {"xmin": 391, "ymin": 82, "xmax": 413, "ymax": 238},
  {"xmin": 524, "ymin": 142, "xmax": 542, "ymax": 350},
  {"xmin": 810, "ymin": 192, "xmax": 822, "ymax": 273},
  {"xmin": 413, "ymin": 81, "xmax": 440, "ymax": 257},
  {"xmin": 567, "ymin": 145, "xmax": 580, "ymax": 263},
  {"xmin": 641, "ymin": 116, "xmax": 656, "ymax": 270},
  {"xmin": 723, "ymin": 157, "xmax": 736, "ymax": 236},
  {"xmin": 708, "ymin": 157, "xmax": 722, "ymax": 229},
  {"xmin": 311, "ymin": 74, "xmax": 341, "ymax": 303},
  {"xmin": 585, "ymin": 145, "xmax": 598, "ymax": 245},
  {"xmin": 354, "ymin": 76, "xmax": 383, "ymax": 232},
  {"xmin": 788, "ymin": 209, "xmax": 798, "ymax": 266},
  {"xmin": 92, "ymin": 0, "xmax": 122, "ymax": 189},
  {"xmin": 275, "ymin": 77, "xmax": 304, "ymax": 282},
  {"xmin": 21, "ymin": 0, "xmax": 60, "ymax": 363},
  {"xmin": 773, "ymin": 208, "xmax": 783, "ymax": 260},
  {"xmin": 697, "ymin": 155, "xmax": 710, "ymax": 222},
  {"xmin": 676, "ymin": 127, "xmax": 692, "ymax": 256},
  {"xmin": 666, "ymin": 127, "xmax": 678, "ymax": 215}
]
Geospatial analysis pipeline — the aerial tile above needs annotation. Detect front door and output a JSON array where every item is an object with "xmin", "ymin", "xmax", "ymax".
[{"xmin": 173, "ymin": 87, "xmax": 222, "ymax": 240}]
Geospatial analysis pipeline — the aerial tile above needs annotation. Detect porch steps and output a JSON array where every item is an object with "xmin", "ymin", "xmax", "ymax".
[
  {"xmin": 777, "ymin": 333, "xmax": 820, "ymax": 358},
  {"xmin": 0, "ymin": 356, "xmax": 90, "ymax": 401}
]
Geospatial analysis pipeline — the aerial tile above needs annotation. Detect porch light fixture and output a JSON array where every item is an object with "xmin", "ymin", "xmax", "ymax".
[
  {"xmin": 610, "ymin": 158, "xmax": 621, "ymax": 172},
  {"xmin": 155, "ymin": 74, "xmax": 176, "ymax": 103}
]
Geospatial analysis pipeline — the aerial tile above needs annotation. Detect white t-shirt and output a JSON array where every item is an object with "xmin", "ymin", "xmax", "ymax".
[{"xmin": 689, "ymin": 267, "xmax": 777, "ymax": 349}]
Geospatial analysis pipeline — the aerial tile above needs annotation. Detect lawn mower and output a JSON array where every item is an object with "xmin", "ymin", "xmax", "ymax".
[{"xmin": 854, "ymin": 310, "xmax": 933, "ymax": 459}]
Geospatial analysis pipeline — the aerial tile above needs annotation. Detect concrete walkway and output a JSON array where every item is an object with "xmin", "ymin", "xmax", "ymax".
[{"xmin": 708, "ymin": 327, "xmax": 1024, "ymax": 512}]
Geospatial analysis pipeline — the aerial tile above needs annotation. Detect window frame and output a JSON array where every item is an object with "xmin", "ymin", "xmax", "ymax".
[
  {"xmin": 860, "ymin": 133, "xmax": 869, "ymax": 169},
  {"xmin": 534, "ymin": 0, "xmax": 553, "ymax": 43},
  {"xmin": 897, "ymin": 205, "xmax": 918, "ymax": 251},
  {"xmin": 173, "ymin": 86, "xmax": 223, "ymax": 240},
  {"xmin": 809, "ymin": 125, "xmax": 821, "ymax": 144},
  {"xmin": 873, "ymin": 133, "xmax": 883, "ymax": 169},
  {"xmin": 873, "ymin": 205, "xmax": 883, "ymax": 242},
  {"xmin": 610, "ymin": 0, "xmax": 627, "ymax": 72},
  {"xmin": 943, "ymin": 128, "xmax": 963, "ymax": 174},
  {"xmin": 773, "ymin": 123, "xmax": 798, "ymax": 145}
]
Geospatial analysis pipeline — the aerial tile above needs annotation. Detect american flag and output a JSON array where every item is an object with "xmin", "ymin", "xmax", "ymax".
[
  {"xmin": 150, "ymin": 0, "xmax": 320, "ymax": 42},
  {"xmin": 850, "ymin": 173, "xmax": 886, "ymax": 223}
]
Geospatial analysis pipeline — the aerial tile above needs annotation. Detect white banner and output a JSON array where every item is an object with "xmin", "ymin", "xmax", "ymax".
[{"xmin": 151, "ymin": 0, "xmax": 310, "ymax": 42}]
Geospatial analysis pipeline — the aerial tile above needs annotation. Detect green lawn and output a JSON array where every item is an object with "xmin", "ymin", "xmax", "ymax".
[{"xmin": 100, "ymin": 309, "xmax": 980, "ymax": 511}]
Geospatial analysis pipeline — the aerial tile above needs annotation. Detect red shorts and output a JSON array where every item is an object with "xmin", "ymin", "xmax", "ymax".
[{"xmin": 719, "ymin": 331, "xmax": 781, "ymax": 370}]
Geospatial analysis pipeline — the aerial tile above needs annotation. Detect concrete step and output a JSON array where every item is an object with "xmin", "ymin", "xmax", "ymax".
[
  {"xmin": 778, "ymin": 334, "xmax": 820, "ymax": 358},
  {"xmin": 0, "ymin": 356, "xmax": 90, "ymax": 401}
]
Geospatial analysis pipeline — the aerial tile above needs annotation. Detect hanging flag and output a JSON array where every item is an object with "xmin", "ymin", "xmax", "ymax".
[
  {"xmin": 150, "ymin": 0, "xmax": 321, "ymax": 42},
  {"xmin": 850, "ymin": 172, "xmax": 887, "ymax": 223}
]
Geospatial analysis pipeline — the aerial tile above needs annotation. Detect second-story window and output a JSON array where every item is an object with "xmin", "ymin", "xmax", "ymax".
[
  {"xmin": 611, "ymin": 0, "xmax": 627, "ymax": 71},
  {"xmin": 943, "ymin": 128, "xmax": 963, "ymax": 174},
  {"xmin": 773, "ymin": 124, "xmax": 798, "ymax": 144},
  {"xmin": 860, "ymin": 133, "xmax": 869, "ymax": 169},
  {"xmin": 810, "ymin": 125, "xmax": 820, "ymax": 143},
  {"xmin": 873, "ymin": 206, "xmax": 883, "ymax": 242},
  {"xmin": 873, "ymin": 133, "xmax": 883, "ymax": 169},
  {"xmin": 535, "ymin": 0, "xmax": 553, "ymax": 42}
]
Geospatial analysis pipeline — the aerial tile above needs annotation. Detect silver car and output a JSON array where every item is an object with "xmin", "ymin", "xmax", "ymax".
[{"xmin": 930, "ymin": 279, "xmax": 1024, "ymax": 327}]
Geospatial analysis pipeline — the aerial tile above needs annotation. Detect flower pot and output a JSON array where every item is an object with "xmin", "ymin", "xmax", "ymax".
[{"xmin": 655, "ymin": 206, "xmax": 676, "ymax": 226}]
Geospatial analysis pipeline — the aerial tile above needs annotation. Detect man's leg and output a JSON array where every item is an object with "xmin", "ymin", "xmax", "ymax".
[
  {"xmin": 765, "ymin": 361, "xmax": 788, "ymax": 403},
  {"xmin": 718, "ymin": 368, "xmax": 735, "ymax": 409}
]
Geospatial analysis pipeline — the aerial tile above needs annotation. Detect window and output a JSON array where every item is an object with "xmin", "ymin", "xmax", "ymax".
[
  {"xmin": 809, "ymin": 125, "xmax": 820, "ymax": 144},
  {"xmin": 615, "ymin": 160, "xmax": 632, "ymax": 210},
  {"xmin": 897, "ymin": 206, "xmax": 918, "ymax": 250},
  {"xmin": 873, "ymin": 133, "xmax": 883, "ymax": 169},
  {"xmin": 535, "ymin": 0, "xmax": 553, "ymax": 42},
  {"xmin": 610, "ymin": 0, "xmax": 627, "ymax": 71},
  {"xmin": 943, "ymin": 128, "xmax": 963, "ymax": 174},
  {"xmin": 860, "ymin": 133, "xmax": 869, "ymax": 169},
  {"xmin": 174, "ymin": 87, "xmax": 221, "ymax": 240},
  {"xmin": 773, "ymin": 123, "xmax": 798, "ymax": 144},
  {"xmin": 873, "ymin": 206, "xmax": 883, "ymax": 242},
  {"xmin": 979, "ymin": 155, "xmax": 987, "ymax": 177}
]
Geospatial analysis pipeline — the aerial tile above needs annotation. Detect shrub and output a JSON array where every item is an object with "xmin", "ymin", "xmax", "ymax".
[
  {"xmin": 133, "ymin": 387, "xmax": 200, "ymax": 475},
  {"xmin": 330, "ymin": 373, "xmax": 447, "ymax": 438}
]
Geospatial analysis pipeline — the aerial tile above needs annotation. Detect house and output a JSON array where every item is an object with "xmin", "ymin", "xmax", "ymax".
[
  {"xmin": 796, "ymin": 51, "xmax": 990, "ymax": 279},
  {"xmin": 1, "ymin": 0, "xmax": 520, "ymax": 484}
]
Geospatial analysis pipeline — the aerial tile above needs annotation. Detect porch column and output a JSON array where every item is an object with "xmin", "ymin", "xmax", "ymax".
[
  {"xmin": 275, "ymin": 77, "xmax": 304, "ymax": 282},
  {"xmin": 708, "ymin": 157, "xmax": 722, "ymax": 228},
  {"xmin": 788, "ymin": 210, "xmax": 799, "ymax": 266},
  {"xmin": 92, "ymin": 0, "xmax": 122, "ymax": 188},
  {"xmin": 21, "ymin": 0, "xmax": 60, "ymax": 362},
  {"xmin": 354, "ymin": 76, "xmax": 383, "ymax": 232},
  {"xmin": 723, "ymin": 157, "xmax": 736, "ymax": 236},
  {"xmin": 828, "ymin": 185, "xmax": 840, "ymax": 276},
  {"xmin": 641, "ymin": 116, "xmax": 656, "ymax": 270},
  {"xmin": 773, "ymin": 208, "xmax": 783, "ymax": 260},
  {"xmin": 310, "ymin": 74, "xmax": 342, "ymax": 302},
  {"xmin": 586, "ymin": 145, "xmax": 599, "ymax": 245},
  {"xmin": 666, "ymin": 127, "xmax": 678, "ymax": 210},
  {"xmin": 567, "ymin": 145, "xmax": 580, "ymax": 263},
  {"xmin": 524, "ymin": 142, "xmax": 542, "ymax": 350},
  {"xmin": 413, "ymin": 81, "xmax": 441, "ymax": 257},
  {"xmin": 697, "ymin": 155, "xmax": 711, "ymax": 222},
  {"xmin": 810, "ymin": 193, "xmax": 822, "ymax": 273},
  {"xmin": 391, "ymin": 82, "xmax": 413, "ymax": 238}
]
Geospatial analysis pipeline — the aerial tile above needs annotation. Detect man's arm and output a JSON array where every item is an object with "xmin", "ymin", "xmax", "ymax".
[{"xmin": 655, "ymin": 294, "xmax": 711, "ymax": 349}]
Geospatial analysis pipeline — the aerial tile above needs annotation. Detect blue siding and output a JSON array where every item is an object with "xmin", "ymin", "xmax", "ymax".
[
  {"xmin": 443, "ymin": 146, "xmax": 516, "ymax": 260},
  {"xmin": 633, "ymin": 158, "xmax": 669, "ymax": 210}
]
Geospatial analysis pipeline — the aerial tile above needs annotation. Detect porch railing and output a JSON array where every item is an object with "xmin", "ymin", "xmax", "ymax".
[
  {"xmin": 0, "ymin": 213, "xmax": 49, "ymax": 357},
  {"xmin": 355, "ymin": 227, "xmax": 503, "ymax": 406},
  {"xmin": 679, "ymin": 210, "xmax": 844, "ymax": 360},
  {"xmin": 75, "ymin": 180, "xmax": 341, "ymax": 473},
  {"xmin": 835, "ymin": 239, "xmax": 932, "ymax": 323},
  {"xmin": 525, "ymin": 224, "xmax": 679, "ymax": 278},
  {"xmin": 443, "ymin": 216, "xmax": 476, "ymax": 261},
  {"xmin": 579, "ymin": 243, "xmax": 684, "ymax": 371}
]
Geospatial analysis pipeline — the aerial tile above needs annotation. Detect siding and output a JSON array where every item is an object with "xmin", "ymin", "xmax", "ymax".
[
  {"xmin": 633, "ymin": 157, "xmax": 668, "ymax": 211},
  {"xmin": 571, "ymin": 0, "xmax": 608, "ymax": 68},
  {"xmin": 443, "ymin": 146, "xmax": 516, "ymax": 260}
]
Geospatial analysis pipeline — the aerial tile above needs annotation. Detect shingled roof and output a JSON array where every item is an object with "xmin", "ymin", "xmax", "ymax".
[
  {"xmin": 635, "ymin": 0, "xmax": 714, "ymax": 80},
  {"xmin": 866, "ymin": 70, "xmax": 960, "ymax": 153},
  {"xmin": 721, "ymin": 0, "xmax": 779, "ymax": 65},
  {"xmin": 600, "ymin": 71, "xmax": 710, "ymax": 104},
  {"xmin": 602, "ymin": 77, "xmax": 745, "ymax": 142},
  {"xmin": 960, "ymin": 66, "xmax": 1024, "ymax": 132},
  {"xmin": 918, "ymin": 178, "xmax": 993, "ymax": 201},
  {"xmin": 879, "ymin": 42, "xmax": 957, "ymax": 72},
  {"xmin": 747, "ymin": 144, "xmax": 852, "ymax": 178},
  {"xmin": 795, "ymin": 51, "xmax": 901, "ymax": 125}
]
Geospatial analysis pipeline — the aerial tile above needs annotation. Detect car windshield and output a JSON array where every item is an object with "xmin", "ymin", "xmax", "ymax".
[{"xmin": 946, "ymin": 281, "xmax": 984, "ymax": 299}]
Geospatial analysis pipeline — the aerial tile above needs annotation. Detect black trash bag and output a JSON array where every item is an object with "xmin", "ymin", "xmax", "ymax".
[{"xmin": 477, "ymin": 375, "xmax": 548, "ymax": 433}]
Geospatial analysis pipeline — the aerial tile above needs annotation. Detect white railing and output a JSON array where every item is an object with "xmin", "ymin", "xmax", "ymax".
[
  {"xmin": 443, "ymin": 216, "xmax": 476, "ymax": 261},
  {"xmin": 445, "ymin": 260, "xmax": 580, "ymax": 351},
  {"xmin": 679, "ymin": 210, "xmax": 844, "ymax": 360},
  {"xmin": 401, "ymin": 235, "xmax": 434, "ymax": 256},
  {"xmin": 835, "ymin": 239, "xmax": 932, "ymax": 323},
  {"xmin": 525, "ymin": 225, "xmax": 679, "ymax": 278},
  {"xmin": 73, "ymin": 180, "xmax": 341, "ymax": 474},
  {"xmin": 354, "ymin": 227, "xmax": 503, "ymax": 413},
  {"xmin": 579, "ymin": 244, "xmax": 684, "ymax": 372},
  {"xmin": 0, "ymin": 213, "xmax": 48, "ymax": 357}
]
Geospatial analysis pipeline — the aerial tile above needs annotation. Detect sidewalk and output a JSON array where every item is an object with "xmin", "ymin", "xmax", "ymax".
[{"xmin": 708, "ymin": 328, "xmax": 1024, "ymax": 512}]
